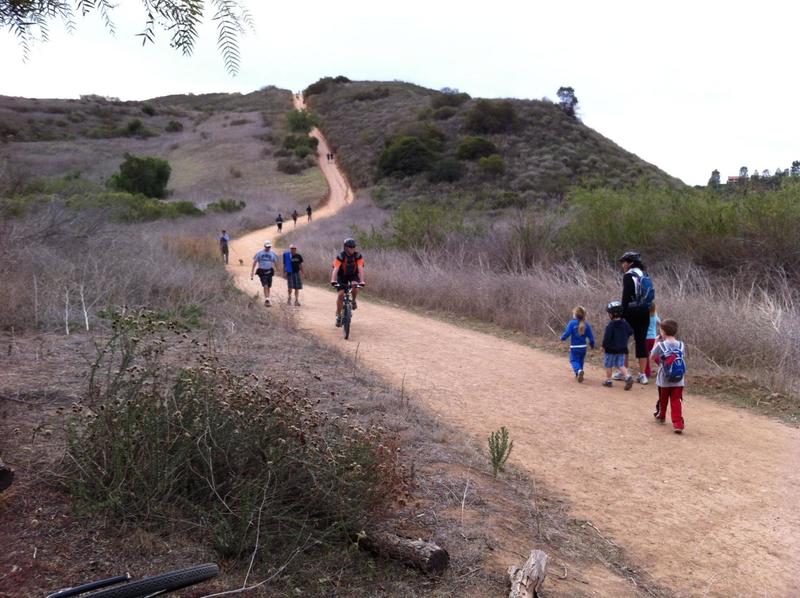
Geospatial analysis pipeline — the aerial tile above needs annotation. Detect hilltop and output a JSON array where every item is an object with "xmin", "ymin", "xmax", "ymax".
[{"xmin": 304, "ymin": 78, "xmax": 683, "ymax": 209}]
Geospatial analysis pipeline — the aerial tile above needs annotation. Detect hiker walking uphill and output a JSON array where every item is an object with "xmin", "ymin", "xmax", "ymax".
[
  {"xmin": 291, "ymin": 209, "xmax": 299, "ymax": 228},
  {"xmin": 306, "ymin": 204, "xmax": 312, "ymax": 221},
  {"xmin": 619, "ymin": 251, "xmax": 654, "ymax": 384},
  {"xmin": 219, "ymin": 230, "xmax": 230, "ymax": 264},
  {"xmin": 276, "ymin": 213, "xmax": 284, "ymax": 233}
]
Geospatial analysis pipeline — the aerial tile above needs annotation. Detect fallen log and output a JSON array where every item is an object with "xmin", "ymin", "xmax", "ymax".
[
  {"xmin": 358, "ymin": 531, "xmax": 449, "ymax": 574},
  {"xmin": 508, "ymin": 549, "xmax": 548, "ymax": 598}
]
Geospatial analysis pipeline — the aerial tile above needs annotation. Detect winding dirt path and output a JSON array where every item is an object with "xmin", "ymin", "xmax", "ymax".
[{"xmin": 228, "ymin": 98, "xmax": 800, "ymax": 597}]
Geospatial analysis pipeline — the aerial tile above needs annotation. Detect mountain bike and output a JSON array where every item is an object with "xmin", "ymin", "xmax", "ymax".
[
  {"xmin": 332, "ymin": 281, "xmax": 364, "ymax": 340},
  {"xmin": 47, "ymin": 563, "xmax": 219, "ymax": 598}
]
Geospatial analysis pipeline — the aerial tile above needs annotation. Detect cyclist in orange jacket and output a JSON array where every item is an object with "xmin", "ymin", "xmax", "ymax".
[{"xmin": 330, "ymin": 238, "xmax": 365, "ymax": 327}]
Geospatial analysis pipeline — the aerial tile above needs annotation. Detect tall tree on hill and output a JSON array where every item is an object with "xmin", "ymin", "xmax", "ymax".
[
  {"xmin": 791, "ymin": 160, "xmax": 800, "ymax": 177},
  {"xmin": 708, "ymin": 169, "xmax": 721, "ymax": 189},
  {"xmin": 1, "ymin": 0, "xmax": 253, "ymax": 74},
  {"xmin": 739, "ymin": 166, "xmax": 749, "ymax": 179},
  {"xmin": 557, "ymin": 86, "xmax": 579, "ymax": 118}
]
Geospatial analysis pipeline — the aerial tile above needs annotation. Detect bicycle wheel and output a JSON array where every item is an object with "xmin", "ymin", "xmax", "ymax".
[
  {"xmin": 342, "ymin": 303, "xmax": 352, "ymax": 340},
  {"xmin": 81, "ymin": 563, "xmax": 218, "ymax": 598}
]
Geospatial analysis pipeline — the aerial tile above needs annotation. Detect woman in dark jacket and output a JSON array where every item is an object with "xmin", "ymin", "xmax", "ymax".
[{"xmin": 619, "ymin": 251, "xmax": 651, "ymax": 384}]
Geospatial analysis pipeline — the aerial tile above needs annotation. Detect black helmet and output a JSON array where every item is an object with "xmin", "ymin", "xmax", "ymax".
[
  {"xmin": 618, "ymin": 251, "xmax": 641, "ymax": 263},
  {"xmin": 343, "ymin": 238, "xmax": 357, "ymax": 248},
  {"xmin": 606, "ymin": 300, "xmax": 624, "ymax": 317}
]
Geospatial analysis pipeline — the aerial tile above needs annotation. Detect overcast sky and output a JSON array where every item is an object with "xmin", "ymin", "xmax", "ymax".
[{"xmin": 2, "ymin": 0, "xmax": 797, "ymax": 185}]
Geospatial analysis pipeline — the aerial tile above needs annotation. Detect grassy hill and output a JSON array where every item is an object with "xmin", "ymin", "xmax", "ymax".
[
  {"xmin": 305, "ymin": 78, "xmax": 683, "ymax": 209},
  {"xmin": 0, "ymin": 87, "xmax": 327, "ymax": 217}
]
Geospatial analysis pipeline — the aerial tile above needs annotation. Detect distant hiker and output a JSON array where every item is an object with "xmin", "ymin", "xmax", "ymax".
[
  {"xmin": 219, "ymin": 229, "xmax": 230, "ymax": 264},
  {"xmin": 560, "ymin": 306, "xmax": 595, "ymax": 383},
  {"xmin": 306, "ymin": 204, "xmax": 312, "ymax": 221},
  {"xmin": 618, "ymin": 251, "xmax": 654, "ymax": 385},
  {"xmin": 276, "ymin": 213, "xmax": 283, "ymax": 233},
  {"xmin": 651, "ymin": 318, "xmax": 686, "ymax": 433},
  {"xmin": 291, "ymin": 209, "xmax": 299, "ymax": 227},
  {"xmin": 251, "ymin": 240, "xmax": 279, "ymax": 306},
  {"xmin": 602, "ymin": 300, "xmax": 634, "ymax": 390},
  {"xmin": 645, "ymin": 302, "xmax": 661, "ymax": 378},
  {"xmin": 282, "ymin": 244, "xmax": 304, "ymax": 306}
]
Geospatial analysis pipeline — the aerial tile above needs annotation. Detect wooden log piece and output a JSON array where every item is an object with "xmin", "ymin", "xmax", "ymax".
[
  {"xmin": 359, "ymin": 531, "xmax": 449, "ymax": 574},
  {"xmin": 508, "ymin": 549, "xmax": 549, "ymax": 598}
]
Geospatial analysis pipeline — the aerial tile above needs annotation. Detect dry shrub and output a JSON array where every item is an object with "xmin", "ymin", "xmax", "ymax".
[
  {"xmin": 162, "ymin": 235, "xmax": 219, "ymax": 265},
  {"xmin": 65, "ymin": 309, "xmax": 410, "ymax": 565}
]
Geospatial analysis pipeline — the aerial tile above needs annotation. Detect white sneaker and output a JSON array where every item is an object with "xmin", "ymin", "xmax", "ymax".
[
  {"xmin": 638, "ymin": 374, "xmax": 648, "ymax": 385},
  {"xmin": 612, "ymin": 371, "xmax": 623, "ymax": 381}
]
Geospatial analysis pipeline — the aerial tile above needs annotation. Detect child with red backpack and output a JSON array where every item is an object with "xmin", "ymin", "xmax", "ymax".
[{"xmin": 650, "ymin": 319, "xmax": 686, "ymax": 433}]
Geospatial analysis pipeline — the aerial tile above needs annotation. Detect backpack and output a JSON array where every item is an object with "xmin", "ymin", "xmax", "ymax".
[
  {"xmin": 337, "ymin": 251, "xmax": 362, "ymax": 278},
  {"xmin": 658, "ymin": 341, "xmax": 686, "ymax": 382},
  {"xmin": 630, "ymin": 270, "xmax": 655, "ymax": 309}
]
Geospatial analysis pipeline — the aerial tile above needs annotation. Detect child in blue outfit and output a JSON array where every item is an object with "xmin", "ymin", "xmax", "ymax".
[
  {"xmin": 602, "ymin": 300, "xmax": 634, "ymax": 390},
  {"xmin": 561, "ymin": 306, "xmax": 595, "ymax": 383}
]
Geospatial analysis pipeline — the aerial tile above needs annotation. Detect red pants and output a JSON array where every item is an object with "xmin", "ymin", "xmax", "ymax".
[
  {"xmin": 645, "ymin": 338, "xmax": 656, "ymax": 376},
  {"xmin": 655, "ymin": 386, "xmax": 684, "ymax": 430}
]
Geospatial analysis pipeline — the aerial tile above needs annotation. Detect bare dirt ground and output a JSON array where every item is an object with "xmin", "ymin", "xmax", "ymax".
[{"xmin": 227, "ymin": 98, "xmax": 800, "ymax": 597}]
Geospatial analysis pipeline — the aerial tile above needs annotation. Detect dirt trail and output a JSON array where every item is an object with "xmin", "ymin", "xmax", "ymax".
[{"xmin": 229, "ymin": 99, "xmax": 800, "ymax": 597}]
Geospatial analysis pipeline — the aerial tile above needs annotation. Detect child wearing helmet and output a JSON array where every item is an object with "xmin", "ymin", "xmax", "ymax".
[{"xmin": 602, "ymin": 300, "xmax": 634, "ymax": 389}]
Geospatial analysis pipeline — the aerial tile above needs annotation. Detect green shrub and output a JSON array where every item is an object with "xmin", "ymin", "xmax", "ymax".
[
  {"xmin": 378, "ymin": 136, "xmax": 436, "ymax": 177},
  {"xmin": 456, "ymin": 136, "xmax": 498, "ymax": 160},
  {"xmin": 66, "ymin": 309, "xmax": 407, "ymax": 565},
  {"xmin": 66, "ymin": 191, "xmax": 202, "ymax": 221},
  {"xmin": 229, "ymin": 118, "xmax": 251, "ymax": 126},
  {"xmin": 165, "ymin": 120, "xmax": 184, "ymax": 132},
  {"xmin": 464, "ymin": 100, "xmax": 517, "ymax": 134},
  {"xmin": 207, "ymin": 198, "xmax": 246, "ymax": 213},
  {"xmin": 109, "ymin": 153, "xmax": 171, "ymax": 198},
  {"xmin": 432, "ymin": 106, "xmax": 457, "ymax": 120},
  {"xmin": 141, "ymin": 104, "xmax": 156, "ymax": 116},
  {"xmin": 478, "ymin": 154, "xmax": 506, "ymax": 177},
  {"xmin": 400, "ymin": 123, "xmax": 446, "ymax": 152},
  {"xmin": 431, "ymin": 91, "xmax": 471, "ymax": 109},
  {"xmin": 488, "ymin": 427, "xmax": 513, "ymax": 477},
  {"xmin": 428, "ymin": 158, "xmax": 465, "ymax": 183},
  {"xmin": 283, "ymin": 133, "xmax": 319, "ymax": 159},
  {"xmin": 304, "ymin": 77, "xmax": 335, "ymax": 97},
  {"xmin": 354, "ymin": 202, "xmax": 471, "ymax": 249},
  {"xmin": 287, "ymin": 109, "xmax": 320, "ymax": 133}
]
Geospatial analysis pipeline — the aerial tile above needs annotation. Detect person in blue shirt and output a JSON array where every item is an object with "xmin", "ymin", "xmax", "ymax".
[
  {"xmin": 250, "ymin": 240, "xmax": 279, "ymax": 306},
  {"xmin": 560, "ymin": 305, "xmax": 595, "ymax": 383},
  {"xmin": 282, "ymin": 244, "xmax": 304, "ymax": 306}
]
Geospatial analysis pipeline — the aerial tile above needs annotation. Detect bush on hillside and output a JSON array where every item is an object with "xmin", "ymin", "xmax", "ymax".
[
  {"xmin": 304, "ymin": 76, "xmax": 349, "ymax": 97},
  {"xmin": 399, "ymin": 122, "xmax": 446, "ymax": 152},
  {"xmin": 478, "ymin": 154, "xmax": 506, "ymax": 177},
  {"xmin": 206, "ymin": 198, "xmax": 246, "ymax": 213},
  {"xmin": 428, "ymin": 158, "xmax": 466, "ymax": 183},
  {"xmin": 109, "ymin": 154, "xmax": 171, "ymax": 198},
  {"xmin": 283, "ymin": 133, "xmax": 319, "ymax": 158},
  {"xmin": 124, "ymin": 118, "xmax": 156, "ymax": 138},
  {"xmin": 277, "ymin": 157, "xmax": 308, "ymax": 174},
  {"xmin": 165, "ymin": 120, "xmax": 184, "ymax": 132},
  {"xmin": 432, "ymin": 106, "xmax": 457, "ymax": 120},
  {"xmin": 287, "ymin": 109, "xmax": 319, "ymax": 133},
  {"xmin": 464, "ymin": 100, "xmax": 517, "ymax": 134},
  {"xmin": 66, "ymin": 309, "xmax": 408, "ymax": 565},
  {"xmin": 456, "ymin": 136, "xmax": 498, "ymax": 160},
  {"xmin": 431, "ymin": 91, "xmax": 471, "ymax": 109},
  {"xmin": 353, "ymin": 87, "xmax": 391, "ymax": 102},
  {"xmin": 66, "ymin": 191, "xmax": 202, "ymax": 221},
  {"xmin": 378, "ymin": 136, "xmax": 436, "ymax": 177}
]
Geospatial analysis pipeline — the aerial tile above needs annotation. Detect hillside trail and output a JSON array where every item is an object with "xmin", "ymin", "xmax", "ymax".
[{"xmin": 227, "ymin": 97, "xmax": 800, "ymax": 597}]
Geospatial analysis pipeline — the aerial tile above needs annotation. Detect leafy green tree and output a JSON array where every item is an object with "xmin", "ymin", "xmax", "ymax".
[
  {"xmin": 463, "ymin": 100, "xmax": 517, "ymax": 134},
  {"xmin": 791, "ymin": 161, "xmax": 800, "ymax": 177},
  {"xmin": 109, "ymin": 154, "xmax": 171, "ymax": 198},
  {"xmin": 1, "ymin": 0, "xmax": 253, "ymax": 74},
  {"xmin": 708, "ymin": 169, "xmax": 721, "ymax": 189},
  {"xmin": 739, "ymin": 166, "xmax": 749, "ymax": 179},
  {"xmin": 557, "ymin": 86, "xmax": 579, "ymax": 118}
]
